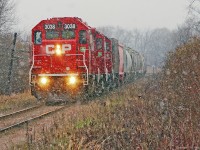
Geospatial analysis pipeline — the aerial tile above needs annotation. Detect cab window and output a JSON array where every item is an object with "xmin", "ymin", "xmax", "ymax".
[
  {"xmin": 62, "ymin": 30, "xmax": 75, "ymax": 39},
  {"xmin": 96, "ymin": 38, "xmax": 102, "ymax": 50},
  {"xmin": 46, "ymin": 31, "xmax": 59, "ymax": 39},
  {"xmin": 79, "ymin": 30, "xmax": 87, "ymax": 44},
  {"xmin": 106, "ymin": 42, "xmax": 110, "ymax": 51},
  {"xmin": 34, "ymin": 31, "xmax": 42, "ymax": 44}
]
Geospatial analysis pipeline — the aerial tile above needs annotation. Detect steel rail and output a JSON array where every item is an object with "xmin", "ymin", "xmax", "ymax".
[
  {"xmin": 0, "ymin": 105, "xmax": 42, "ymax": 120},
  {"xmin": 0, "ymin": 106, "xmax": 66, "ymax": 133}
]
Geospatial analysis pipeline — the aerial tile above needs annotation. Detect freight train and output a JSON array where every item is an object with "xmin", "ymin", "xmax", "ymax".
[{"xmin": 29, "ymin": 17, "xmax": 145, "ymax": 102}]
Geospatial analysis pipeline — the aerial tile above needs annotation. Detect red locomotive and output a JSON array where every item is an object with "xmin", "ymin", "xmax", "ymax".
[{"xmin": 29, "ymin": 17, "xmax": 145, "ymax": 102}]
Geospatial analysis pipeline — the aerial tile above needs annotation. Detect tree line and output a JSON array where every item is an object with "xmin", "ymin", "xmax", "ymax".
[{"xmin": 0, "ymin": 0, "xmax": 30, "ymax": 94}]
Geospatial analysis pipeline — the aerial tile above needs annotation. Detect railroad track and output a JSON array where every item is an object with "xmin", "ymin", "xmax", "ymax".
[
  {"xmin": 0, "ymin": 105, "xmax": 66, "ymax": 133},
  {"xmin": 0, "ymin": 105, "xmax": 41, "ymax": 120}
]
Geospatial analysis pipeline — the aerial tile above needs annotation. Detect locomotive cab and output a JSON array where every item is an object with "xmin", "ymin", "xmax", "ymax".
[{"xmin": 30, "ymin": 17, "xmax": 92, "ymax": 100}]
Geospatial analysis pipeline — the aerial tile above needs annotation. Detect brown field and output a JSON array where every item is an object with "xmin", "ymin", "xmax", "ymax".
[{"xmin": 3, "ymin": 39, "xmax": 200, "ymax": 149}]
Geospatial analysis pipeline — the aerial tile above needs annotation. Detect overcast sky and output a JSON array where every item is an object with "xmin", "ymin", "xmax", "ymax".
[{"xmin": 14, "ymin": 0, "xmax": 190, "ymax": 32}]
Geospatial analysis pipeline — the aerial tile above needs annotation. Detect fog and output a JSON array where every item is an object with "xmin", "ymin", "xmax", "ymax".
[{"xmin": 14, "ymin": 0, "xmax": 189, "ymax": 32}]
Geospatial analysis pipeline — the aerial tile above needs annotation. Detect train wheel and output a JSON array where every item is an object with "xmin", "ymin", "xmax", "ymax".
[
  {"xmin": 34, "ymin": 90, "xmax": 48, "ymax": 102},
  {"xmin": 105, "ymin": 78, "xmax": 112, "ymax": 92},
  {"xmin": 112, "ymin": 77, "xmax": 119, "ymax": 89},
  {"xmin": 97, "ymin": 79, "xmax": 105, "ymax": 95},
  {"xmin": 87, "ymin": 79, "xmax": 97, "ymax": 97},
  {"xmin": 107, "ymin": 76, "xmax": 114, "ymax": 91}
]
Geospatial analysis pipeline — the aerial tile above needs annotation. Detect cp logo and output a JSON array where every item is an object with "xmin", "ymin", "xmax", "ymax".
[{"xmin": 46, "ymin": 44, "xmax": 71, "ymax": 54}]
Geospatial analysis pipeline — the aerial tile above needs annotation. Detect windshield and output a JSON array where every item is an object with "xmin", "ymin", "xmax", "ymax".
[
  {"xmin": 62, "ymin": 30, "xmax": 75, "ymax": 39},
  {"xmin": 46, "ymin": 31, "xmax": 59, "ymax": 39}
]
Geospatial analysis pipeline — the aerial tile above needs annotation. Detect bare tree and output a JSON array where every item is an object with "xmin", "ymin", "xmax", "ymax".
[
  {"xmin": 187, "ymin": 0, "xmax": 200, "ymax": 34},
  {"xmin": 189, "ymin": 0, "xmax": 200, "ymax": 15},
  {"xmin": 0, "ymin": 0, "xmax": 16, "ymax": 94},
  {"xmin": 0, "ymin": 0, "xmax": 15, "ymax": 34},
  {"xmin": 98, "ymin": 26, "xmax": 176, "ymax": 68}
]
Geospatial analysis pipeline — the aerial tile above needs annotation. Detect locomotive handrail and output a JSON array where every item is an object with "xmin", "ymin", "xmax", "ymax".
[
  {"xmin": 29, "ymin": 53, "xmax": 47, "ymax": 85},
  {"xmin": 64, "ymin": 53, "xmax": 88, "ymax": 85},
  {"xmin": 29, "ymin": 53, "xmax": 50, "ymax": 84},
  {"xmin": 29, "ymin": 47, "xmax": 35, "ymax": 85}
]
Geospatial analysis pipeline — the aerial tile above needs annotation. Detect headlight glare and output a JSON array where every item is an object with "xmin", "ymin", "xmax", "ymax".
[
  {"xmin": 56, "ymin": 44, "xmax": 62, "ymax": 55},
  {"xmin": 39, "ymin": 77, "xmax": 49, "ymax": 85},
  {"xmin": 69, "ymin": 76, "xmax": 76, "ymax": 85}
]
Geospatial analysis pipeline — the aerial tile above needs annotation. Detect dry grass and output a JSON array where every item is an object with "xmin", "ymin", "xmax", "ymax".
[
  {"xmin": 0, "ymin": 91, "xmax": 36, "ymax": 113},
  {"xmin": 14, "ymin": 78, "xmax": 200, "ymax": 149},
  {"xmin": 143, "ymin": 38, "xmax": 200, "ymax": 149},
  {"xmin": 13, "ymin": 79, "xmax": 172, "ymax": 149}
]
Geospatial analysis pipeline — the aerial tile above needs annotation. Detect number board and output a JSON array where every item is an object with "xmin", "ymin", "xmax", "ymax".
[
  {"xmin": 63, "ymin": 24, "xmax": 76, "ymax": 30},
  {"xmin": 44, "ymin": 24, "xmax": 56, "ymax": 30},
  {"xmin": 44, "ymin": 23, "xmax": 76, "ymax": 30}
]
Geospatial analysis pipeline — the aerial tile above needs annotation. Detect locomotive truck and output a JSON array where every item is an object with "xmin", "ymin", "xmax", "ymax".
[{"xmin": 29, "ymin": 17, "xmax": 145, "ymax": 102}]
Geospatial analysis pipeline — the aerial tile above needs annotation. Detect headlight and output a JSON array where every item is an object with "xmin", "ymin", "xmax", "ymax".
[
  {"xmin": 55, "ymin": 44, "xmax": 62, "ymax": 55},
  {"xmin": 69, "ymin": 76, "xmax": 76, "ymax": 85},
  {"xmin": 39, "ymin": 77, "xmax": 49, "ymax": 85}
]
